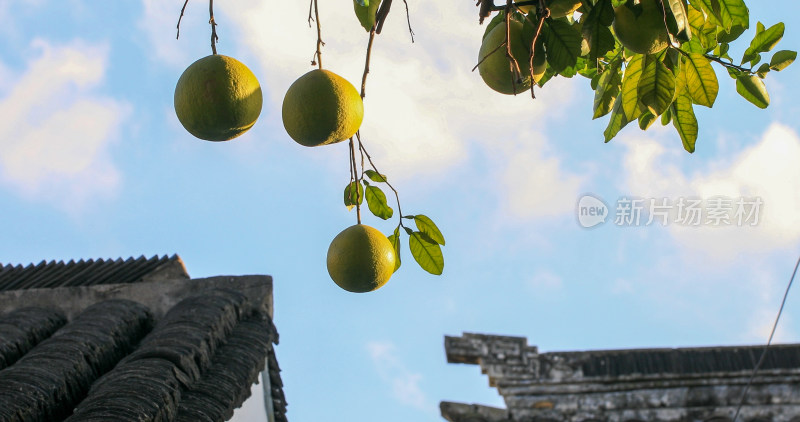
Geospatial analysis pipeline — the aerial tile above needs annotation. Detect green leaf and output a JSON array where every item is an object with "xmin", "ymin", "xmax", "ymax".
[
  {"xmin": 717, "ymin": 24, "xmax": 746, "ymax": 43},
  {"xmin": 756, "ymin": 63, "xmax": 771, "ymax": 78},
  {"xmin": 686, "ymin": 6, "xmax": 716, "ymax": 51},
  {"xmin": 581, "ymin": 0, "xmax": 615, "ymax": 60},
  {"xmin": 344, "ymin": 181, "xmax": 363, "ymax": 210},
  {"xmin": 387, "ymin": 227, "xmax": 401, "ymax": 273},
  {"xmin": 353, "ymin": 0, "xmax": 381, "ymax": 32},
  {"xmin": 638, "ymin": 54, "xmax": 676, "ymax": 116},
  {"xmin": 770, "ymin": 50, "xmax": 797, "ymax": 71},
  {"xmin": 409, "ymin": 232, "xmax": 444, "ymax": 275},
  {"xmin": 694, "ymin": 0, "xmax": 748, "ymax": 31},
  {"xmin": 621, "ymin": 54, "xmax": 644, "ymax": 120},
  {"xmin": 742, "ymin": 22, "xmax": 784, "ymax": 65},
  {"xmin": 661, "ymin": 106, "xmax": 672, "ymax": 125},
  {"xmin": 638, "ymin": 111, "xmax": 657, "ymax": 130},
  {"xmin": 665, "ymin": 0, "xmax": 691, "ymax": 40},
  {"xmin": 365, "ymin": 185, "xmax": 393, "ymax": 220},
  {"xmin": 671, "ymin": 94, "xmax": 698, "ymax": 153},
  {"xmin": 604, "ymin": 94, "xmax": 630, "ymax": 142},
  {"xmin": 681, "ymin": 53, "xmax": 718, "ymax": 107},
  {"xmin": 543, "ymin": 20, "xmax": 583, "ymax": 73},
  {"xmin": 593, "ymin": 60, "xmax": 622, "ymax": 119},
  {"xmin": 364, "ymin": 169, "xmax": 387, "ymax": 182},
  {"xmin": 413, "ymin": 215, "xmax": 445, "ymax": 246},
  {"xmin": 736, "ymin": 74, "xmax": 770, "ymax": 108}
]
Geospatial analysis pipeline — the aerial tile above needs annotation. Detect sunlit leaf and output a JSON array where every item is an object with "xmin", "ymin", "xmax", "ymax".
[
  {"xmin": 344, "ymin": 181, "xmax": 363, "ymax": 210},
  {"xmin": 638, "ymin": 54, "xmax": 676, "ymax": 116},
  {"xmin": 365, "ymin": 186, "xmax": 393, "ymax": 220},
  {"xmin": 621, "ymin": 54, "xmax": 644, "ymax": 120},
  {"xmin": 409, "ymin": 232, "xmax": 444, "ymax": 275},
  {"xmin": 365, "ymin": 169, "xmax": 387, "ymax": 182},
  {"xmin": 593, "ymin": 60, "xmax": 622, "ymax": 119},
  {"xmin": 736, "ymin": 74, "xmax": 770, "ymax": 108},
  {"xmin": 414, "ymin": 215, "xmax": 445, "ymax": 246},
  {"xmin": 682, "ymin": 53, "xmax": 718, "ymax": 107},
  {"xmin": 543, "ymin": 20, "xmax": 582, "ymax": 73},
  {"xmin": 604, "ymin": 94, "xmax": 630, "ymax": 142},
  {"xmin": 742, "ymin": 22, "xmax": 784, "ymax": 65},
  {"xmin": 770, "ymin": 50, "xmax": 797, "ymax": 71},
  {"xmin": 387, "ymin": 227, "xmax": 401, "ymax": 272},
  {"xmin": 671, "ymin": 94, "xmax": 698, "ymax": 153}
]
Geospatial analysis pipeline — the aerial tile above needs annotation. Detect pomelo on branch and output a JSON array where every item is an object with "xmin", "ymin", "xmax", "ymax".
[
  {"xmin": 326, "ymin": 224, "xmax": 396, "ymax": 293},
  {"xmin": 282, "ymin": 69, "xmax": 364, "ymax": 147},
  {"xmin": 478, "ymin": 20, "xmax": 545, "ymax": 95},
  {"xmin": 174, "ymin": 54, "xmax": 263, "ymax": 142},
  {"xmin": 612, "ymin": 0, "xmax": 670, "ymax": 55}
]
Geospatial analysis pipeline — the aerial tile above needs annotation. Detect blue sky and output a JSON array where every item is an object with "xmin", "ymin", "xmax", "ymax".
[{"xmin": 1, "ymin": 1, "xmax": 800, "ymax": 421}]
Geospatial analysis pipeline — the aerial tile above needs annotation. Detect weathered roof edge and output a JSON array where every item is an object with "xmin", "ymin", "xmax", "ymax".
[
  {"xmin": 0, "ymin": 275, "xmax": 273, "ymax": 320},
  {"xmin": 440, "ymin": 401, "xmax": 510, "ymax": 422}
]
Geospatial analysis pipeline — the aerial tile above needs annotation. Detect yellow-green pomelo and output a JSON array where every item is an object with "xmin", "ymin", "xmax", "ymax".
[
  {"xmin": 612, "ymin": 0, "xmax": 670, "ymax": 55},
  {"xmin": 518, "ymin": 0, "xmax": 582, "ymax": 17},
  {"xmin": 282, "ymin": 69, "xmax": 364, "ymax": 147},
  {"xmin": 327, "ymin": 224, "xmax": 396, "ymax": 293},
  {"xmin": 174, "ymin": 55, "xmax": 262, "ymax": 142},
  {"xmin": 478, "ymin": 20, "xmax": 540, "ymax": 95}
]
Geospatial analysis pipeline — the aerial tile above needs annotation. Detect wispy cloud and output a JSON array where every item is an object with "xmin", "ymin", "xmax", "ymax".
[
  {"xmin": 366, "ymin": 341, "xmax": 436, "ymax": 415},
  {"xmin": 619, "ymin": 123, "xmax": 800, "ymax": 263},
  {"xmin": 0, "ymin": 39, "xmax": 128, "ymax": 209}
]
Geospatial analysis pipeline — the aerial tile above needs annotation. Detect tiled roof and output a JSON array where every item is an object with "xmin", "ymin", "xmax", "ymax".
[
  {"xmin": 0, "ymin": 255, "xmax": 188, "ymax": 292},
  {"xmin": 0, "ymin": 260, "xmax": 285, "ymax": 422}
]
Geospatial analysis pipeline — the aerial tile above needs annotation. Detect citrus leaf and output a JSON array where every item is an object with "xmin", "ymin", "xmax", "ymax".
[
  {"xmin": 671, "ymin": 94, "xmax": 698, "ymax": 153},
  {"xmin": 365, "ymin": 169, "xmax": 387, "ymax": 182},
  {"xmin": 682, "ymin": 53, "xmax": 718, "ymax": 107},
  {"xmin": 353, "ymin": 0, "xmax": 381, "ymax": 32},
  {"xmin": 604, "ymin": 93, "xmax": 630, "ymax": 143},
  {"xmin": 736, "ymin": 74, "xmax": 770, "ymax": 108},
  {"xmin": 365, "ymin": 185, "xmax": 393, "ymax": 220},
  {"xmin": 770, "ymin": 50, "xmax": 797, "ymax": 71},
  {"xmin": 638, "ymin": 54, "xmax": 676, "ymax": 116},
  {"xmin": 413, "ymin": 215, "xmax": 445, "ymax": 246},
  {"xmin": 593, "ymin": 60, "xmax": 622, "ymax": 119},
  {"xmin": 387, "ymin": 227, "xmax": 401, "ymax": 273},
  {"xmin": 344, "ymin": 181, "xmax": 364, "ymax": 210},
  {"xmin": 742, "ymin": 22, "xmax": 784, "ymax": 65},
  {"xmin": 543, "ymin": 20, "xmax": 582, "ymax": 73},
  {"xmin": 665, "ymin": 0, "xmax": 691, "ymax": 40},
  {"xmin": 686, "ymin": 6, "xmax": 715, "ymax": 51},
  {"xmin": 409, "ymin": 232, "xmax": 444, "ymax": 275},
  {"xmin": 621, "ymin": 54, "xmax": 644, "ymax": 120},
  {"xmin": 581, "ymin": 0, "xmax": 615, "ymax": 60},
  {"xmin": 638, "ymin": 110, "xmax": 656, "ymax": 130}
]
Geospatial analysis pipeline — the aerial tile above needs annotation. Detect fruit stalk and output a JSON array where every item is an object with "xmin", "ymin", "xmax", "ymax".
[{"xmin": 209, "ymin": 0, "xmax": 218, "ymax": 55}]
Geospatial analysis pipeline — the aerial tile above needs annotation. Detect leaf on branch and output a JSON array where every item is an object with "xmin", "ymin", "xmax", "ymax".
[
  {"xmin": 742, "ymin": 22, "xmax": 784, "ymax": 65},
  {"xmin": 365, "ymin": 169, "xmax": 388, "ymax": 182},
  {"xmin": 581, "ymin": 0, "xmax": 615, "ymax": 60},
  {"xmin": 409, "ymin": 231, "xmax": 444, "ymax": 275},
  {"xmin": 604, "ymin": 94, "xmax": 630, "ymax": 143},
  {"xmin": 543, "ymin": 20, "xmax": 582, "ymax": 73},
  {"xmin": 665, "ymin": 0, "xmax": 691, "ymax": 41},
  {"xmin": 685, "ymin": 5, "xmax": 716, "ymax": 52},
  {"xmin": 621, "ymin": 54, "xmax": 644, "ymax": 121},
  {"xmin": 344, "ymin": 181, "xmax": 364, "ymax": 210},
  {"xmin": 365, "ymin": 185, "xmax": 393, "ymax": 219},
  {"xmin": 770, "ymin": 50, "xmax": 797, "ymax": 71},
  {"xmin": 593, "ymin": 59, "xmax": 622, "ymax": 119},
  {"xmin": 413, "ymin": 215, "xmax": 445, "ymax": 246},
  {"xmin": 387, "ymin": 227, "xmax": 401, "ymax": 272},
  {"xmin": 682, "ymin": 53, "xmax": 718, "ymax": 107},
  {"xmin": 736, "ymin": 74, "xmax": 770, "ymax": 108},
  {"xmin": 671, "ymin": 94, "xmax": 698, "ymax": 153},
  {"xmin": 638, "ymin": 110, "xmax": 657, "ymax": 130},
  {"xmin": 638, "ymin": 54, "xmax": 676, "ymax": 116}
]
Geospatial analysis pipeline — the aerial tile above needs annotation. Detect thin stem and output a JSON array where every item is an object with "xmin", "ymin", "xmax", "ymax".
[
  {"xmin": 356, "ymin": 132, "xmax": 405, "ymax": 227},
  {"xmin": 314, "ymin": 0, "xmax": 323, "ymax": 69},
  {"xmin": 503, "ymin": 1, "xmax": 523, "ymax": 94},
  {"xmin": 522, "ymin": 0, "xmax": 547, "ymax": 98},
  {"xmin": 209, "ymin": 0, "xmax": 218, "ymax": 55},
  {"xmin": 348, "ymin": 138, "xmax": 362, "ymax": 224},
  {"xmin": 176, "ymin": 0, "xmax": 190, "ymax": 39},
  {"xmin": 361, "ymin": 28, "xmax": 377, "ymax": 98},
  {"xmin": 401, "ymin": 0, "xmax": 415, "ymax": 42},
  {"xmin": 674, "ymin": 47, "xmax": 755, "ymax": 74}
]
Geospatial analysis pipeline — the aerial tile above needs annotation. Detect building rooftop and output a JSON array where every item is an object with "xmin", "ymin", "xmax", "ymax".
[{"xmin": 0, "ymin": 256, "xmax": 286, "ymax": 422}]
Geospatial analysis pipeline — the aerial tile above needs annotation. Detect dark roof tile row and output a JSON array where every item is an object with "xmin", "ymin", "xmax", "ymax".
[{"xmin": 0, "ymin": 307, "xmax": 67, "ymax": 370}]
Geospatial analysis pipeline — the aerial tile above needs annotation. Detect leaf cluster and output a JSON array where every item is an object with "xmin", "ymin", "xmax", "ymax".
[{"xmin": 486, "ymin": 0, "xmax": 795, "ymax": 152}]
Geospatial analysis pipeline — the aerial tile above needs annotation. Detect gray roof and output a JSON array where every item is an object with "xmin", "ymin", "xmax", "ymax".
[
  {"xmin": 0, "ymin": 254, "xmax": 188, "ymax": 291},
  {"xmin": 0, "ymin": 257, "xmax": 285, "ymax": 422}
]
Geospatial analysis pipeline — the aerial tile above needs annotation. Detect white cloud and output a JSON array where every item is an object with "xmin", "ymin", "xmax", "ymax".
[
  {"xmin": 620, "ymin": 123, "xmax": 800, "ymax": 262},
  {"xmin": 367, "ymin": 341, "xmax": 436, "ymax": 415},
  {"xmin": 0, "ymin": 39, "xmax": 128, "ymax": 208}
]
